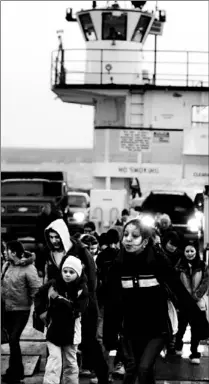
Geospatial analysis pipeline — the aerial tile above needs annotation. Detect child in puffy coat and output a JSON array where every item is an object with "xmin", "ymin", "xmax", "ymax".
[
  {"xmin": 34, "ymin": 255, "xmax": 89, "ymax": 384},
  {"xmin": 175, "ymin": 240, "xmax": 209, "ymax": 364}
]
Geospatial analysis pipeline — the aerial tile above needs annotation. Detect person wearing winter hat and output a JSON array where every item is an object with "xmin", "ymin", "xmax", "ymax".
[
  {"xmin": 34, "ymin": 255, "xmax": 89, "ymax": 384},
  {"xmin": 38, "ymin": 219, "xmax": 109, "ymax": 384},
  {"xmin": 103, "ymin": 218, "xmax": 209, "ymax": 384},
  {"xmin": 174, "ymin": 240, "xmax": 209, "ymax": 364},
  {"xmin": 37, "ymin": 218, "xmax": 96, "ymax": 292}
]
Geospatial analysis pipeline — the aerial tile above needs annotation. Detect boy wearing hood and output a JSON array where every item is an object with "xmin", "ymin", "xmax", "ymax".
[
  {"xmin": 1, "ymin": 241, "xmax": 41, "ymax": 384},
  {"xmin": 37, "ymin": 219, "xmax": 109, "ymax": 384},
  {"xmin": 34, "ymin": 256, "xmax": 89, "ymax": 384},
  {"xmin": 38, "ymin": 219, "xmax": 96, "ymax": 294}
]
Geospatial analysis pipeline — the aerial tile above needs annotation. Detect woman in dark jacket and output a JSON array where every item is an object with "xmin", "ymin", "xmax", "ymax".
[{"xmin": 103, "ymin": 218, "xmax": 209, "ymax": 384}]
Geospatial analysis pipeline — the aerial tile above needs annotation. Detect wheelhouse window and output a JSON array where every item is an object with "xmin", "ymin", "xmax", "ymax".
[
  {"xmin": 192, "ymin": 105, "xmax": 208, "ymax": 127},
  {"xmin": 131, "ymin": 14, "xmax": 152, "ymax": 43},
  {"xmin": 102, "ymin": 12, "xmax": 127, "ymax": 40},
  {"xmin": 79, "ymin": 13, "xmax": 97, "ymax": 41}
]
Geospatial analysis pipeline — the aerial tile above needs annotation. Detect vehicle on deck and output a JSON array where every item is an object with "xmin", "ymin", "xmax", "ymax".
[
  {"xmin": 1, "ymin": 171, "xmax": 68, "ymax": 240},
  {"xmin": 194, "ymin": 191, "xmax": 204, "ymax": 212},
  {"xmin": 141, "ymin": 190, "xmax": 203, "ymax": 241},
  {"xmin": 58, "ymin": 191, "xmax": 90, "ymax": 234}
]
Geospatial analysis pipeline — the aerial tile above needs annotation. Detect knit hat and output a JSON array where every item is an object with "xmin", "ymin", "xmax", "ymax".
[{"xmin": 62, "ymin": 256, "xmax": 82, "ymax": 277}]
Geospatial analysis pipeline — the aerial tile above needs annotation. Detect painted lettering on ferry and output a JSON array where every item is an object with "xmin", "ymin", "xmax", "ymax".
[
  {"xmin": 118, "ymin": 167, "xmax": 128, "ymax": 173},
  {"xmin": 193, "ymin": 172, "xmax": 209, "ymax": 177},
  {"xmin": 118, "ymin": 167, "xmax": 159, "ymax": 174},
  {"xmin": 130, "ymin": 167, "xmax": 159, "ymax": 174}
]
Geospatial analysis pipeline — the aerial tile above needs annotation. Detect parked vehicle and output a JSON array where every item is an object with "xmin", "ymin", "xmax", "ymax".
[
  {"xmin": 58, "ymin": 191, "xmax": 90, "ymax": 234},
  {"xmin": 1, "ymin": 171, "xmax": 68, "ymax": 240},
  {"xmin": 194, "ymin": 191, "xmax": 204, "ymax": 212},
  {"xmin": 141, "ymin": 190, "xmax": 203, "ymax": 241}
]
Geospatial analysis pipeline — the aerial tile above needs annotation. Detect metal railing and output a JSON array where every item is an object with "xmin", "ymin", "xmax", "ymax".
[{"xmin": 51, "ymin": 48, "xmax": 208, "ymax": 87}]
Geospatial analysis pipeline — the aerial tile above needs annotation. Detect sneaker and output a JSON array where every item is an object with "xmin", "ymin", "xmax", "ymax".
[
  {"xmin": 190, "ymin": 357, "xmax": 200, "ymax": 364},
  {"xmin": 189, "ymin": 353, "xmax": 201, "ymax": 364},
  {"xmin": 89, "ymin": 373, "xmax": 98, "ymax": 384},
  {"xmin": 113, "ymin": 362, "xmax": 125, "ymax": 375}
]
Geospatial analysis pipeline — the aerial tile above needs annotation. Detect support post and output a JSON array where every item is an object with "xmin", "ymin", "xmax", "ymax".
[
  {"xmin": 186, "ymin": 51, "xmax": 189, "ymax": 86},
  {"xmin": 153, "ymin": 1, "xmax": 158, "ymax": 85},
  {"xmin": 104, "ymin": 128, "xmax": 110, "ymax": 189}
]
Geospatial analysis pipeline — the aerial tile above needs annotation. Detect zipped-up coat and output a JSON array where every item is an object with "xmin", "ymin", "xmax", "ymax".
[
  {"xmin": 1, "ymin": 254, "xmax": 41, "ymax": 311},
  {"xmin": 103, "ymin": 242, "xmax": 209, "ymax": 351},
  {"xmin": 34, "ymin": 274, "xmax": 89, "ymax": 346}
]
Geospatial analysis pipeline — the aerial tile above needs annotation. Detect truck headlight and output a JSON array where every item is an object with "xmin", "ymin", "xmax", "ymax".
[
  {"xmin": 187, "ymin": 218, "xmax": 199, "ymax": 232},
  {"xmin": 141, "ymin": 215, "xmax": 155, "ymax": 227},
  {"xmin": 73, "ymin": 212, "xmax": 85, "ymax": 223}
]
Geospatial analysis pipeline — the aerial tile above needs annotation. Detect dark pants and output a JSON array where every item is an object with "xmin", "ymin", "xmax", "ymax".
[
  {"xmin": 81, "ymin": 296, "xmax": 109, "ymax": 384},
  {"xmin": 175, "ymin": 310, "xmax": 200, "ymax": 355},
  {"xmin": 5, "ymin": 310, "xmax": 30, "ymax": 380},
  {"xmin": 114, "ymin": 335, "xmax": 125, "ymax": 367},
  {"xmin": 122, "ymin": 335, "xmax": 165, "ymax": 384}
]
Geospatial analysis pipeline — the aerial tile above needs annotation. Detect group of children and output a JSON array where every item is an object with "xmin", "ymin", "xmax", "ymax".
[{"xmin": 1, "ymin": 211, "xmax": 209, "ymax": 384}]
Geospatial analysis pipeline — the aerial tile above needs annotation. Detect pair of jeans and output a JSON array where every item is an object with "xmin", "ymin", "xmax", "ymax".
[
  {"xmin": 175, "ymin": 310, "xmax": 200, "ymax": 355},
  {"xmin": 96, "ymin": 306, "xmax": 109, "ymax": 364},
  {"xmin": 114, "ymin": 335, "xmax": 125, "ymax": 367},
  {"xmin": 5, "ymin": 310, "xmax": 30, "ymax": 380},
  {"xmin": 44, "ymin": 342, "xmax": 79, "ymax": 384},
  {"xmin": 122, "ymin": 335, "xmax": 165, "ymax": 384},
  {"xmin": 81, "ymin": 296, "xmax": 109, "ymax": 383}
]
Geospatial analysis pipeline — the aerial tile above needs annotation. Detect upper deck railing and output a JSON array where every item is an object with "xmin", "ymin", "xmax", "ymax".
[{"xmin": 51, "ymin": 49, "xmax": 208, "ymax": 88}]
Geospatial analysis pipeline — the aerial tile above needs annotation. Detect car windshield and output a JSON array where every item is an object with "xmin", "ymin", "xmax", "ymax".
[
  {"xmin": 142, "ymin": 194, "xmax": 194, "ymax": 215},
  {"xmin": 1, "ymin": 181, "xmax": 62, "ymax": 197},
  {"xmin": 67, "ymin": 195, "xmax": 88, "ymax": 208}
]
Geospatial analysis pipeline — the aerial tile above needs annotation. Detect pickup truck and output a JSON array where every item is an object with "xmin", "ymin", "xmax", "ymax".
[{"xmin": 1, "ymin": 171, "xmax": 68, "ymax": 240}]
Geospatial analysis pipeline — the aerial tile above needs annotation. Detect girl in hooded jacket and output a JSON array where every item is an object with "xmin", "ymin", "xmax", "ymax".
[
  {"xmin": 175, "ymin": 240, "xmax": 209, "ymax": 364},
  {"xmin": 34, "ymin": 255, "xmax": 89, "ymax": 384},
  {"xmin": 1, "ymin": 240, "xmax": 41, "ymax": 384},
  {"xmin": 103, "ymin": 218, "xmax": 209, "ymax": 384}
]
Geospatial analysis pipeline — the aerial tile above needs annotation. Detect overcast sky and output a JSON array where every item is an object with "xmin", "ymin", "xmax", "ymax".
[{"xmin": 1, "ymin": 1, "xmax": 208, "ymax": 148}]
